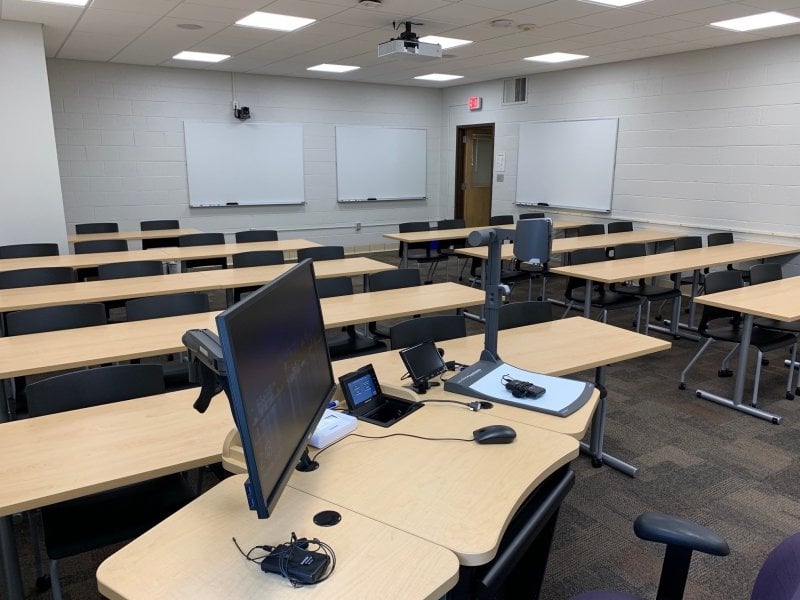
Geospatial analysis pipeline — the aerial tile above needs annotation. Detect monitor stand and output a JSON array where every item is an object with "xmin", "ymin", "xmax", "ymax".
[{"xmin": 296, "ymin": 449, "xmax": 319, "ymax": 472}]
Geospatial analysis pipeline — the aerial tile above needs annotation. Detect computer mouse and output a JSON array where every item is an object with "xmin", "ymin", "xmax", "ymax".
[{"xmin": 473, "ymin": 424, "xmax": 516, "ymax": 444}]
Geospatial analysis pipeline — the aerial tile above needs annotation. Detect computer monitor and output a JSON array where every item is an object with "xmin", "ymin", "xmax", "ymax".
[{"xmin": 216, "ymin": 259, "xmax": 336, "ymax": 519}]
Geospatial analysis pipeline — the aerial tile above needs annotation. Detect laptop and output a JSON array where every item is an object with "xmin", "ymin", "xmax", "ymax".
[{"xmin": 338, "ymin": 364, "xmax": 422, "ymax": 428}]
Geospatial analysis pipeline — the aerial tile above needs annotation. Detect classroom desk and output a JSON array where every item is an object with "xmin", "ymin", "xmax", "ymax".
[
  {"xmin": 385, "ymin": 220, "xmax": 579, "ymax": 268},
  {"xmin": 67, "ymin": 228, "xmax": 201, "ymax": 244},
  {"xmin": 549, "ymin": 241, "xmax": 800, "ymax": 322},
  {"xmin": 97, "ymin": 477, "xmax": 460, "ymax": 600},
  {"xmin": 0, "ymin": 388, "xmax": 234, "ymax": 600},
  {"xmin": 693, "ymin": 275, "xmax": 800, "ymax": 423},
  {"xmin": 332, "ymin": 317, "xmax": 670, "ymax": 475},
  {"xmin": 0, "ymin": 239, "xmax": 321, "ymax": 273},
  {"xmin": 0, "ymin": 257, "xmax": 394, "ymax": 312}
]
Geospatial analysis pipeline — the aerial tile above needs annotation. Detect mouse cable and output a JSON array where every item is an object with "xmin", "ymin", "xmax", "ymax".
[
  {"xmin": 310, "ymin": 432, "xmax": 473, "ymax": 463},
  {"xmin": 418, "ymin": 398, "xmax": 486, "ymax": 411}
]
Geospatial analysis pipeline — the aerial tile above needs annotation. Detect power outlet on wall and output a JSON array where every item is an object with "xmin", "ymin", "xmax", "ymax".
[{"xmin": 355, "ymin": 222, "xmax": 362, "ymax": 231}]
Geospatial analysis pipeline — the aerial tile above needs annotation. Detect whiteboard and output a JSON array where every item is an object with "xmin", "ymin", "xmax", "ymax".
[
  {"xmin": 335, "ymin": 127, "xmax": 427, "ymax": 202},
  {"xmin": 184, "ymin": 121, "xmax": 305, "ymax": 207},
  {"xmin": 515, "ymin": 118, "xmax": 618, "ymax": 212}
]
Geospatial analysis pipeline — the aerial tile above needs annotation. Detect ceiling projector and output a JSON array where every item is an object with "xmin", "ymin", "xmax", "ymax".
[{"xmin": 378, "ymin": 22, "xmax": 442, "ymax": 59}]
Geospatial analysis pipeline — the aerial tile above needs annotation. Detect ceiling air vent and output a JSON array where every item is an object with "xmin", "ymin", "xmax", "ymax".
[{"xmin": 502, "ymin": 77, "xmax": 527, "ymax": 104}]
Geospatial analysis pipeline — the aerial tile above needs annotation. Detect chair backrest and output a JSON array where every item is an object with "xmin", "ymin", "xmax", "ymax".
[
  {"xmin": 563, "ymin": 226, "xmax": 580, "ymax": 238},
  {"xmin": 499, "ymin": 301, "xmax": 553, "ymax": 330},
  {"xmin": 389, "ymin": 315, "xmax": 466, "ymax": 350},
  {"xmin": 178, "ymin": 233, "xmax": 225, "ymax": 247},
  {"xmin": 674, "ymin": 236, "xmax": 703, "ymax": 252},
  {"xmin": 519, "ymin": 212, "xmax": 545, "ymax": 220},
  {"xmin": 750, "ymin": 532, "xmax": 800, "ymax": 600},
  {"xmin": 26, "ymin": 364, "xmax": 165, "ymax": 417},
  {"xmin": 577, "ymin": 224, "xmax": 605, "ymax": 236},
  {"xmin": 235, "ymin": 230, "xmax": 278, "ymax": 243},
  {"xmin": 231, "ymin": 250, "xmax": 284, "ymax": 268},
  {"xmin": 140, "ymin": 220, "xmax": 179, "ymax": 231},
  {"xmin": 607, "ymin": 221, "xmax": 633, "ymax": 233},
  {"xmin": 125, "ymin": 292, "xmax": 210, "ymax": 321},
  {"xmin": 612, "ymin": 243, "xmax": 646, "ymax": 260},
  {"xmin": 490, "ymin": 215, "xmax": 514, "ymax": 226},
  {"xmin": 0, "ymin": 243, "xmax": 59, "ymax": 259},
  {"xmin": 75, "ymin": 222, "xmax": 118, "ymax": 234},
  {"xmin": 316, "ymin": 276, "xmax": 353, "ymax": 299},
  {"xmin": 697, "ymin": 270, "xmax": 743, "ymax": 334},
  {"xmin": 437, "ymin": 219, "xmax": 466, "ymax": 230},
  {"xmin": 6, "ymin": 303, "xmax": 107, "ymax": 336},
  {"xmin": 749, "ymin": 263, "xmax": 783, "ymax": 286},
  {"xmin": 0, "ymin": 267, "xmax": 75, "ymax": 289},
  {"xmin": 297, "ymin": 246, "xmax": 345, "ymax": 262},
  {"xmin": 565, "ymin": 248, "xmax": 608, "ymax": 297},
  {"xmin": 707, "ymin": 232, "xmax": 734, "ymax": 247},
  {"xmin": 398, "ymin": 221, "xmax": 433, "ymax": 255},
  {"xmin": 97, "ymin": 260, "xmax": 164, "ymax": 280},
  {"xmin": 367, "ymin": 268, "xmax": 421, "ymax": 292},
  {"xmin": 74, "ymin": 239, "xmax": 128, "ymax": 254}
]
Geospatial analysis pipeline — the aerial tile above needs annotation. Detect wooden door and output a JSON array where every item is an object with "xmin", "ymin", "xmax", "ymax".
[{"xmin": 459, "ymin": 127, "xmax": 494, "ymax": 227}]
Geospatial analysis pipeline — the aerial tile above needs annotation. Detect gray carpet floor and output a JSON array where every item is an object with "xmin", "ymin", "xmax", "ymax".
[{"xmin": 5, "ymin": 250, "xmax": 800, "ymax": 599}]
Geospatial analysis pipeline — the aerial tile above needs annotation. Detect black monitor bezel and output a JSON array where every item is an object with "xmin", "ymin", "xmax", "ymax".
[{"xmin": 216, "ymin": 259, "xmax": 335, "ymax": 519}]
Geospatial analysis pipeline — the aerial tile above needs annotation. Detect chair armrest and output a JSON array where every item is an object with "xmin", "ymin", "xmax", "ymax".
[{"xmin": 634, "ymin": 512, "xmax": 730, "ymax": 557}]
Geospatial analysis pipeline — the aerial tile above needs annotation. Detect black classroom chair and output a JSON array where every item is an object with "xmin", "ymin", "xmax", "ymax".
[
  {"xmin": 140, "ymin": 220, "xmax": 180, "ymax": 250},
  {"xmin": 234, "ymin": 230, "xmax": 278, "ymax": 243},
  {"xmin": 389, "ymin": 314, "xmax": 466, "ymax": 350},
  {"xmin": 0, "ymin": 243, "xmax": 59, "ymax": 259}
]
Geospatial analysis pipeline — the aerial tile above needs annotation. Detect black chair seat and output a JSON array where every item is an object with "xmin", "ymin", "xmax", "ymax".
[
  {"xmin": 704, "ymin": 326, "xmax": 796, "ymax": 352},
  {"xmin": 42, "ymin": 474, "xmax": 193, "ymax": 559},
  {"xmin": 613, "ymin": 283, "xmax": 681, "ymax": 300},
  {"xmin": 569, "ymin": 287, "xmax": 640, "ymax": 309},
  {"xmin": 754, "ymin": 318, "xmax": 800, "ymax": 334}
]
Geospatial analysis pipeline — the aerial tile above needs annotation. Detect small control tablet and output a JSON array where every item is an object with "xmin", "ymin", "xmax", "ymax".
[{"xmin": 399, "ymin": 340, "xmax": 448, "ymax": 391}]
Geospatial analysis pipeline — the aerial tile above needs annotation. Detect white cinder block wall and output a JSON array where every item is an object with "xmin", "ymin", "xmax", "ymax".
[
  {"xmin": 442, "ymin": 36, "xmax": 800, "ymax": 272},
  {"xmin": 47, "ymin": 59, "xmax": 444, "ymax": 250}
]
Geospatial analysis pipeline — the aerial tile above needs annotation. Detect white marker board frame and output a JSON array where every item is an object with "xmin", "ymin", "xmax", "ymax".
[
  {"xmin": 184, "ymin": 121, "xmax": 305, "ymax": 207},
  {"xmin": 515, "ymin": 118, "xmax": 618, "ymax": 212},
  {"xmin": 335, "ymin": 126, "xmax": 427, "ymax": 202}
]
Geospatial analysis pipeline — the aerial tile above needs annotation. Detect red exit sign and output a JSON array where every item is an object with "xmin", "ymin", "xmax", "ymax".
[{"xmin": 468, "ymin": 96, "xmax": 482, "ymax": 110}]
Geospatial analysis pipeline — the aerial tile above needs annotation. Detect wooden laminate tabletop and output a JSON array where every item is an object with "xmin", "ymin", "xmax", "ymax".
[
  {"xmin": 456, "ymin": 229, "xmax": 678, "ymax": 260},
  {"xmin": 97, "ymin": 477, "xmax": 460, "ymax": 600},
  {"xmin": 332, "ymin": 316, "xmax": 669, "ymax": 438},
  {"xmin": 693, "ymin": 274, "xmax": 800, "ymax": 322},
  {"xmin": 549, "ymin": 241, "xmax": 799, "ymax": 283},
  {"xmin": 0, "ymin": 283, "xmax": 484, "ymax": 378},
  {"xmin": 67, "ymin": 228, "xmax": 201, "ymax": 244},
  {"xmin": 0, "ymin": 257, "xmax": 394, "ymax": 312},
  {"xmin": 0, "ymin": 239, "xmax": 321, "ymax": 272},
  {"xmin": 383, "ymin": 219, "xmax": 579, "ymax": 244}
]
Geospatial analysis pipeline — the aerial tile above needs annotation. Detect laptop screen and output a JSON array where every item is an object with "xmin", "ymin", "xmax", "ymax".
[{"xmin": 344, "ymin": 371, "xmax": 380, "ymax": 407}]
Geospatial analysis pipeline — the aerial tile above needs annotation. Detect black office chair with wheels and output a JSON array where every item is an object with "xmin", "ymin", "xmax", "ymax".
[
  {"xmin": 0, "ymin": 243, "xmax": 59, "ymax": 259},
  {"xmin": 75, "ymin": 222, "xmax": 118, "ymax": 234},
  {"xmin": 490, "ymin": 215, "xmax": 514, "ymax": 226},
  {"xmin": 519, "ymin": 212, "xmax": 545, "ymax": 220},
  {"xmin": 499, "ymin": 301, "xmax": 553, "ymax": 330},
  {"xmin": 366, "ymin": 268, "xmax": 421, "ymax": 338},
  {"xmin": 561, "ymin": 248, "xmax": 642, "ymax": 324},
  {"xmin": 577, "ymin": 223, "xmax": 605, "ymax": 236},
  {"xmin": 140, "ymin": 220, "xmax": 180, "ymax": 250},
  {"xmin": 178, "ymin": 233, "xmax": 227, "ymax": 271},
  {"xmin": 398, "ymin": 222, "xmax": 448, "ymax": 284},
  {"xmin": 679, "ymin": 270, "xmax": 797, "ymax": 405},
  {"xmin": 316, "ymin": 276, "xmax": 386, "ymax": 359},
  {"xmin": 25, "ymin": 364, "xmax": 195, "ymax": 600},
  {"xmin": 297, "ymin": 246, "xmax": 345, "ymax": 262},
  {"xmin": 5, "ymin": 303, "xmax": 107, "ymax": 417},
  {"xmin": 231, "ymin": 250, "xmax": 285, "ymax": 302},
  {"xmin": 611, "ymin": 243, "xmax": 682, "ymax": 336},
  {"xmin": 0, "ymin": 267, "xmax": 75, "ymax": 289},
  {"xmin": 571, "ymin": 513, "xmax": 800, "ymax": 600},
  {"xmin": 607, "ymin": 221, "xmax": 633, "ymax": 233},
  {"xmin": 234, "ymin": 229, "xmax": 278, "ymax": 243},
  {"xmin": 389, "ymin": 314, "xmax": 466, "ymax": 350}
]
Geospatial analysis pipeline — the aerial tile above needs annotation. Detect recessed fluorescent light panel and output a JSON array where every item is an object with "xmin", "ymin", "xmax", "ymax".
[
  {"xmin": 22, "ymin": 0, "xmax": 89, "ymax": 5},
  {"xmin": 418, "ymin": 36, "xmax": 473, "ymax": 50},
  {"xmin": 579, "ymin": 0, "xmax": 652, "ymax": 7},
  {"xmin": 710, "ymin": 11, "xmax": 800, "ymax": 32},
  {"xmin": 307, "ymin": 64, "xmax": 360, "ymax": 73},
  {"xmin": 524, "ymin": 52, "xmax": 588, "ymax": 63},
  {"xmin": 173, "ymin": 51, "xmax": 230, "ymax": 63},
  {"xmin": 236, "ymin": 11, "xmax": 316, "ymax": 32},
  {"xmin": 414, "ymin": 73, "xmax": 464, "ymax": 81}
]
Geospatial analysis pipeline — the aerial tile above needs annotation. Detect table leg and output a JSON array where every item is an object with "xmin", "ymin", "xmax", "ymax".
[
  {"xmin": 695, "ymin": 314, "xmax": 781, "ymax": 423},
  {"xmin": 401, "ymin": 242, "xmax": 408, "ymax": 269},
  {"xmin": 578, "ymin": 366, "xmax": 639, "ymax": 478},
  {"xmin": 1, "ymin": 379, "xmax": 10, "ymax": 423},
  {"xmin": 583, "ymin": 280, "xmax": 592, "ymax": 318},
  {"xmin": 1, "ymin": 515, "xmax": 24, "ymax": 600}
]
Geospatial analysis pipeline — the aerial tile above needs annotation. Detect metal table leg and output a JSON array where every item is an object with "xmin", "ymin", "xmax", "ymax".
[
  {"xmin": 578, "ymin": 366, "xmax": 639, "ymax": 477},
  {"xmin": 1, "ymin": 515, "xmax": 24, "ymax": 600},
  {"xmin": 583, "ymin": 280, "xmax": 592, "ymax": 318}
]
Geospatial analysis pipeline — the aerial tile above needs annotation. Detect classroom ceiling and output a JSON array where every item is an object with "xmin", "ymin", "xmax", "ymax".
[{"xmin": 3, "ymin": 0, "xmax": 800, "ymax": 86}]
